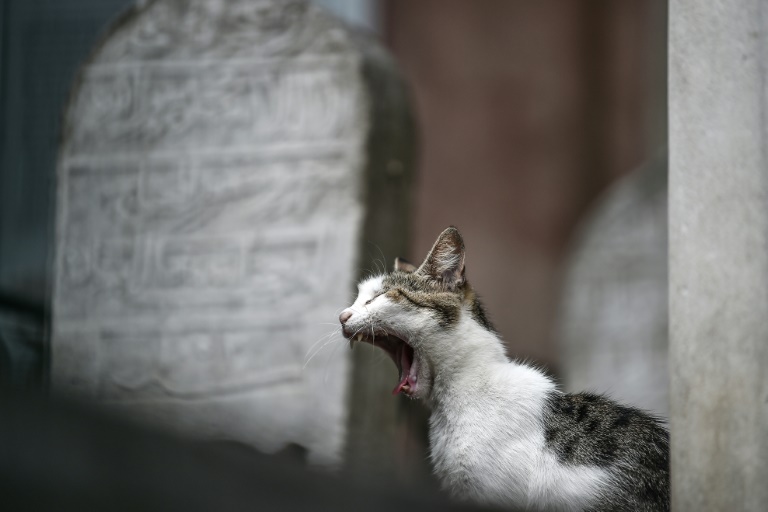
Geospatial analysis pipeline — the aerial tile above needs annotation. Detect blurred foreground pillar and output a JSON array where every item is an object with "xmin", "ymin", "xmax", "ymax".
[{"xmin": 669, "ymin": 1, "xmax": 768, "ymax": 509}]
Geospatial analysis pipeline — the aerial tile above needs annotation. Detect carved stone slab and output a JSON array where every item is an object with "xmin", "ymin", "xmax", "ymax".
[{"xmin": 52, "ymin": 0, "xmax": 412, "ymax": 465}]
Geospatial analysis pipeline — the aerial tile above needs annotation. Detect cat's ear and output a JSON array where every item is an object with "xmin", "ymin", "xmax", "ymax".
[
  {"xmin": 416, "ymin": 226, "xmax": 465, "ymax": 290},
  {"xmin": 394, "ymin": 257, "xmax": 417, "ymax": 273}
]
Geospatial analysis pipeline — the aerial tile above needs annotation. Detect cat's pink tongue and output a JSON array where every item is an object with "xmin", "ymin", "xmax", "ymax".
[{"xmin": 392, "ymin": 344, "xmax": 417, "ymax": 395}]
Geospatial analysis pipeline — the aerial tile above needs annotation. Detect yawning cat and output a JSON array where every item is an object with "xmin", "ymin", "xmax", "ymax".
[{"xmin": 339, "ymin": 227, "xmax": 669, "ymax": 511}]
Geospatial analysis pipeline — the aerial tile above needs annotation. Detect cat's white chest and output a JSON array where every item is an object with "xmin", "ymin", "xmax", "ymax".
[
  {"xmin": 429, "ymin": 396, "xmax": 542, "ymax": 506},
  {"xmin": 428, "ymin": 369, "xmax": 610, "ymax": 511}
]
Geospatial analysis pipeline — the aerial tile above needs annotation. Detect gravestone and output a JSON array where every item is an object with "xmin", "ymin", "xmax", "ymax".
[
  {"xmin": 52, "ymin": 0, "xmax": 414, "ymax": 466},
  {"xmin": 557, "ymin": 154, "xmax": 668, "ymax": 416}
]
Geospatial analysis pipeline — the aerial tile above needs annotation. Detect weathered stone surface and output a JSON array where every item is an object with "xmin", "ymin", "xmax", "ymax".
[
  {"xmin": 670, "ymin": 0, "xmax": 768, "ymax": 509},
  {"xmin": 558, "ymin": 154, "xmax": 668, "ymax": 416},
  {"xmin": 52, "ymin": 0, "xmax": 414, "ymax": 466}
]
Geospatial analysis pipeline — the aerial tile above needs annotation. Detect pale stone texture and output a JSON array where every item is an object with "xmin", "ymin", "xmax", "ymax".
[
  {"xmin": 558, "ymin": 154, "xmax": 668, "ymax": 417},
  {"xmin": 670, "ymin": 0, "xmax": 768, "ymax": 509},
  {"xmin": 52, "ymin": 0, "xmax": 414, "ymax": 466}
]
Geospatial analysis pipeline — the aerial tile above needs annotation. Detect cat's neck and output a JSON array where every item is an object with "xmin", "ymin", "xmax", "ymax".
[
  {"xmin": 425, "ymin": 309, "xmax": 510, "ymax": 399},
  {"xmin": 425, "ymin": 309, "xmax": 554, "ymax": 411}
]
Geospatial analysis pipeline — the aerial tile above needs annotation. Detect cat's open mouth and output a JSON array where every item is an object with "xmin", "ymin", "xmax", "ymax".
[{"xmin": 348, "ymin": 331, "xmax": 419, "ymax": 397}]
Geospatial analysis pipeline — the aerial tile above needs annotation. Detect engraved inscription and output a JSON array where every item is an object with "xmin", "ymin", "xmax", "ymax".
[
  {"xmin": 70, "ymin": 63, "xmax": 362, "ymax": 153},
  {"xmin": 99, "ymin": 323, "xmax": 302, "ymax": 400}
]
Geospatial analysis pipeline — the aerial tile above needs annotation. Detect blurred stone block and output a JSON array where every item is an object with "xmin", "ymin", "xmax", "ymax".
[{"xmin": 558, "ymin": 154, "xmax": 668, "ymax": 416}]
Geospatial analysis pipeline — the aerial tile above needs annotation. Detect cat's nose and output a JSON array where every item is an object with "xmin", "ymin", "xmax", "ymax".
[{"xmin": 339, "ymin": 310, "xmax": 352, "ymax": 325}]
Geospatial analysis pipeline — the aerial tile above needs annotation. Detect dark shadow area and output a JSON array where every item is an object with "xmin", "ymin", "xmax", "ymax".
[{"xmin": 0, "ymin": 390, "xmax": 496, "ymax": 512}]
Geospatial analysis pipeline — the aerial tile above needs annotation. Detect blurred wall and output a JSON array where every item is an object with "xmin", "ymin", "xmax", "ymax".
[{"xmin": 384, "ymin": 0, "xmax": 667, "ymax": 371}]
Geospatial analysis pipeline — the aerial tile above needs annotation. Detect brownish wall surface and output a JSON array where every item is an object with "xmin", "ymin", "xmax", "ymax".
[{"xmin": 384, "ymin": 0, "xmax": 664, "ymax": 370}]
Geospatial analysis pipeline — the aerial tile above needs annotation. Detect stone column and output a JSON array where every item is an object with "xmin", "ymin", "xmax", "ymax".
[
  {"xmin": 52, "ymin": 0, "xmax": 414, "ymax": 467},
  {"xmin": 669, "ymin": 1, "xmax": 768, "ymax": 509}
]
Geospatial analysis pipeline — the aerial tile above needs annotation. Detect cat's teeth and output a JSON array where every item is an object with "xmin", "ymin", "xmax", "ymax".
[{"xmin": 357, "ymin": 333, "xmax": 363, "ymax": 342}]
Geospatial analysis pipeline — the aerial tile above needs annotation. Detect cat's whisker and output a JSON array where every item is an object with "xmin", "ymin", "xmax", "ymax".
[
  {"xmin": 322, "ymin": 334, "xmax": 345, "ymax": 384},
  {"xmin": 303, "ymin": 328, "xmax": 344, "ymax": 366},
  {"xmin": 370, "ymin": 243, "xmax": 388, "ymax": 276},
  {"xmin": 369, "ymin": 324, "xmax": 377, "ymax": 351},
  {"xmin": 304, "ymin": 326, "xmax": 341, "ymax": 355},
  {"xmin": 303, "ymin": 339, "xmax": 338, "ymax": 367},
  {"xmin": 303, "ymin": 336, "xmax": 342, "ymax": 370},
  {"xmin": 371, "ymin": 257, "xmax": 382, "ymax": 275}
]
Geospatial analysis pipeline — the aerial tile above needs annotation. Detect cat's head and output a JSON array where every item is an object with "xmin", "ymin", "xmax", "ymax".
[{"xmin": 339, "ymin": 226, "xmax": 494, "ymax": 401}]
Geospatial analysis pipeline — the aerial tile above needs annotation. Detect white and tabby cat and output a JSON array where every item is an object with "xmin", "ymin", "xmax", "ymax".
[{"xmin": 339, "ymin": 227, "xmax": 669, "ymax": 512}]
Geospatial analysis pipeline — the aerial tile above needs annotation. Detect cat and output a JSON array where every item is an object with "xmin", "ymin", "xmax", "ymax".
[{"xmin": 339, "ymin": 227, "xmax": 669, "ymax": 512}]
